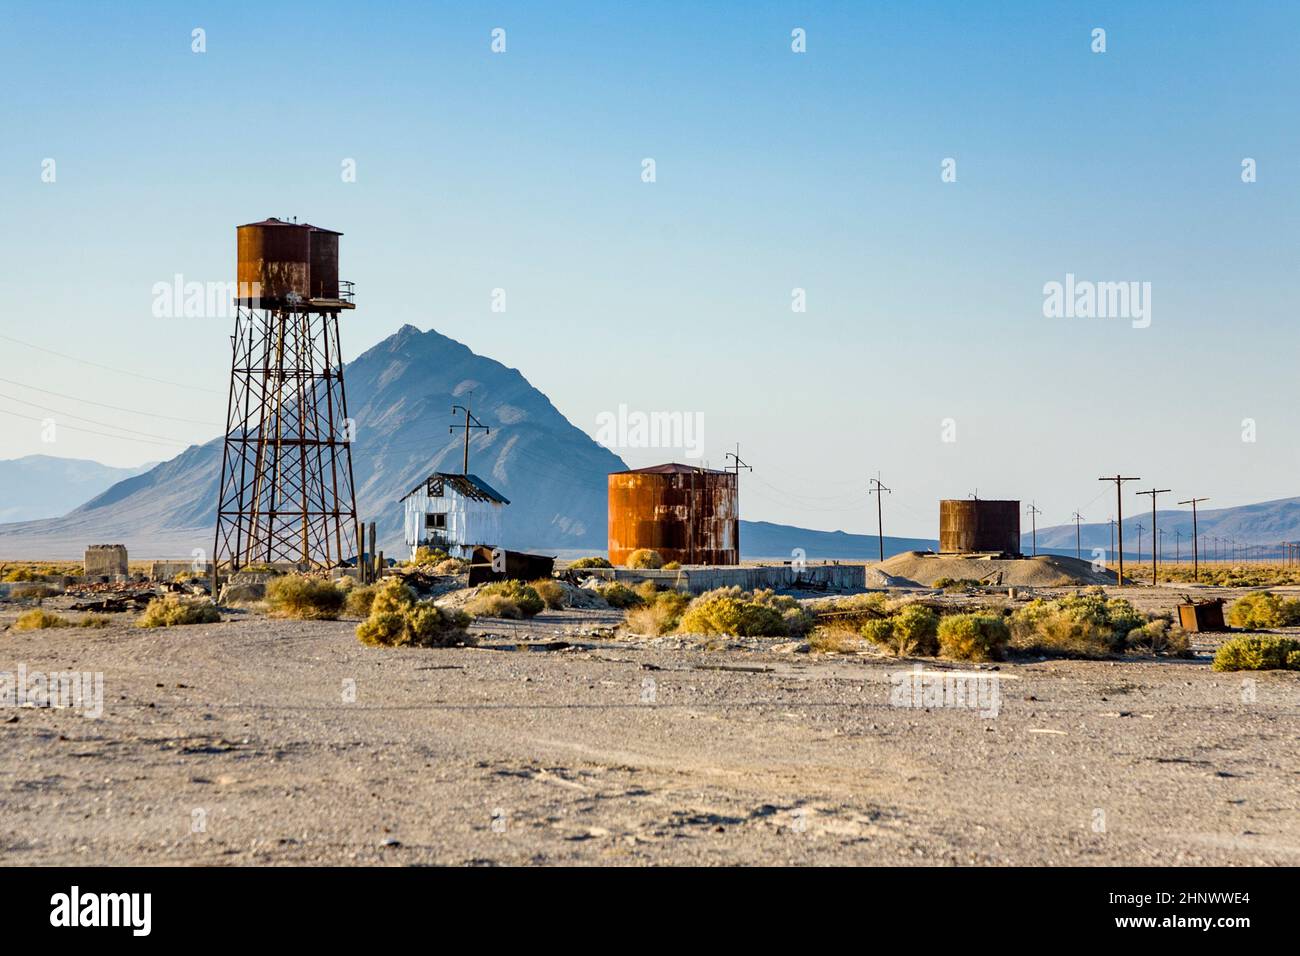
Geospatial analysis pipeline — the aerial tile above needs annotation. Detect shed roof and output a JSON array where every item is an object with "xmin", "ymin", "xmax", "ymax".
[{"xmin": 399, "ymin": 472, "xmax": 510, "ymax": 504}]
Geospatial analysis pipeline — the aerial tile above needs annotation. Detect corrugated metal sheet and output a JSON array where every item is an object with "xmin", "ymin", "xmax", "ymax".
[
  {"xmin": 608, "ymin": 465, "xmax": 738, "ymax": 566},
  {"xmin": 939, "ymin": 499, "xmax": 1021, "ymax": 555}
]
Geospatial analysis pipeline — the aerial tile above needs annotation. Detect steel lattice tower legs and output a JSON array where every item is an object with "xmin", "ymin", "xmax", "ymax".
[{"xmin": 213, "ymin": 306, "xmax": 358, "ymax": 578}]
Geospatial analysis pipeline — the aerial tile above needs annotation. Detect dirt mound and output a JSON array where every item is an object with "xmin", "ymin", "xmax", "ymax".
[{"xmin": 873, "ymin": 551, "xmax": 1116, "ymax": 588}]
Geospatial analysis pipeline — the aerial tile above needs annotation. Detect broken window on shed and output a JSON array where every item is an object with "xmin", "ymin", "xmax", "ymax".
[
  {"xmin": 427, "ymin": 477, "xmax": 445, "ymax": 497},
  {"xmin": 425, "ymin": 513, "xmax": 447, "ymax": 530}
]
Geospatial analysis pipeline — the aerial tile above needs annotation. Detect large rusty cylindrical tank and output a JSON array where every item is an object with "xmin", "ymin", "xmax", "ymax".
[
  {"xmin": 939, "ymin": 499, "xmax": 1021, "ymax": 555},
  {"xmin": 237, "ymin": 218, "xmax": 311, "ymax": 306},
  {"xmin": 608, "ymin": 464, "xmax": 738, "ymax": 566}
]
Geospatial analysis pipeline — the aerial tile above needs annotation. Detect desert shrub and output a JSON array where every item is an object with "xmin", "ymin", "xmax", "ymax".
[
  {"xmin": 2, "ymin": 568, "xmax": 40, "ymax": 583},
  {"xmin": 371, "ymin": 577, "xmax": 416, "ymax": 615},
  {"xmin": 1212, "ymin": 634, "xmax": 1300, "ymax": 671},
  {"xmin": 346, "ymin": 584, "xmax": 377, "ymax": 618},
  {"xmin": 937, "ymin": 613, "xmax": 1010, "ymax": 662},
  {"xmin": 1126, "ymin": 618, "xmax": 1191, "ymax": 657},
  {"xmin": 410, "ymin": 547, "xmax": 449, "ymax": 566},
  {"xmin": 861, "ymin": 604, "xmax": 939, "ymax": 656},
  {"xmin": 662, "ymin": 561, "xmax": 681, "ymax": 570},
  {"xmin": 434, "ymin": 558, "xmax": 467, "ymax": 575},
  {"xmin": 264, "ymin": 575, "xmax": 346, "ymax": 620},
  {"xmin": 355, "ymin": 577, "xmax": 470, "ymax": 647},
  {"xmin": 356, "ymin": 611, "xmax": 408, "ymax": 645},
  {"xmin": 1226, "ymin": 592, "xmax": 1300, "ymax": 630},
  {"xmin": 1009, "ymin": 593, "xmax": 1143, "ymax": 658},
  {"xmin": 569, "ymin": 556, "xmax": 613, "ymax": 570},
  {"xmin": 624, "ymin": 590, "xmax": 691, "ymax": 636},
  {"xmin": 77, "ymin": 614, "xmax": 111, "ymax": 628},
  {"xmin": 13, "ymin": 608, "xmax": 71, "ymax": 630},
  {"xmin": 464, "ymin": 593, "xmax": 523, "ymax": 619},
  {"xmin": 137, "ymin": 595, "xmax": 221, "ymax": 628},
  {"xmin": 675, "ymin": 587, "xmax": 811, "ymax": 638},
  {"xmin": 808, "ymin": 626, "xmax": 864, "ymax": 653},
  {"xmin": 816, "ymin": 592, "xmax": 890, "ymax": 618},
  {"xmin": 932, "ymin": 577, "xmax": 984, "ymax": 592},
  {"xmin": 529, "ymin": 578, "xmax": 566, "ymax": 610},
  {"xmin": 634, "ymin": 580, "xmax": 660, "ymax": 602},
  {"xmin": 474, "ymin": 581, "xmax": 544, "ymax": 617},
  {"xmin": 626, "ymin": 549, "xmax": 664, "ymax": 570},
  {"xmin": 596, "ymin": 582, "xmax": 643, "ymax": 610}
]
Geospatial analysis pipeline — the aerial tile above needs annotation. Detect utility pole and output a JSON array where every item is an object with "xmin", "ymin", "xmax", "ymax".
[
  {"xmin": 1072, "ymin": 511, "xmax": 1085, "ymax": 560},
  {"xmin": 450, "ymin": 402, "xmax": 489, "ymax": 475},
  {"xmin": 1099, "ymin": 475, "xmax": 1140, "ymax": 586},
  {"xmin": 1135, "ymin": 522, "xmax": 1145, "ymax": 566},
  {"xmin": 868, "ymin": 475, "xmax": 891, "ymax": 564},
  {"xmin": 1109, "ymin": 517, "xmax": 1115, "ymax": 569},
  {"xmin": 1026, "ymin": 501, "xmax": 1042, "ymax": 556},
  {"xmin": 1177, "ymin": 496, "xmax": 1208, "ymax": 582},
  {"xmin": 725, "ymin": 443, "xmax": 751, "ymax": 561},
  {"xmin": 1175, "ymin": 529, "xmax": 1182, "ymax": 564},
  {"xmin": 1136, "ymin": 487, "xmax": 1170, "ymax": 587}
]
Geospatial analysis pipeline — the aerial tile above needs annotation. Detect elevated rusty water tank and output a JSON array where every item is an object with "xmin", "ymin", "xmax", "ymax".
[
  {"xmin": 608, "ymin": 464, "xmax": 738, "ymax": 566},
  {"xmin": 236, "ymin": 218, "xmax": 343, "ymax": 306},
  {"xmin": 939, "ymin": 499, "xmax": 1021, "ymax": 555}
]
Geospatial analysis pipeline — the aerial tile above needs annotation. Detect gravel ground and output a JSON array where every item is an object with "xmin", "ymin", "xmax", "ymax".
[{"xmin": 0, "ymin": 587, "xmax": 1296, "ymax": 866}]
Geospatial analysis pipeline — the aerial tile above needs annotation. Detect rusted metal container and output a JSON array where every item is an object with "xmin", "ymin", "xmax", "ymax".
[
  {"xmin": 236, "ymin": 218, "xmax": 344, "ymax": 306},
  {"xmin": 939, "ymin": 499, "xmax": 1021, "ymax": 555},
  {"xmin": 608, "ymin": 464, "xmax": 738, "ymax": 566},
  {"xmin": 237, "ymin": 218, "xmax": 311, "ymax": 305},
  {"xmin": 308, "ymin": 226, "xmax": 340, "ymax": 300},
  {"xmin": 467, "ymin": 546, "xmax": 555, "ymax": 586},
  {"xmin": 1177, "ymin": 598, "xmax": 1227, "ymax": 632}
]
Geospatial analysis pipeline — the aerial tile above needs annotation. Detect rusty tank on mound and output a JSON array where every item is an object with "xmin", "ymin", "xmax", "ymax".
[{"xmin": 939, "ymin": 499, "xmax": 1021, "ymax": 556}]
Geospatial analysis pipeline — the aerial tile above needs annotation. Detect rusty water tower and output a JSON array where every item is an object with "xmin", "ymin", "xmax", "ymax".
[
  {"xmin": 939, "ymin": 499, "xmax": 1021, "ymax": 556},
  {"xmin": 213, "ymin": 218, "xmax": 359, "ymax": 580},
  {"xmin": 608, "ymin": 464, "xmax": 738, "ymax": 566}
]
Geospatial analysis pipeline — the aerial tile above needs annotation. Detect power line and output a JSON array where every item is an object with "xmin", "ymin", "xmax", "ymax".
[
  {"xmin": 868, "ymin": 474, "xmax": 891, "ymax": 563},
  {"xmin": 1099, "ymin": 474, "xmax": 1141, "ymax": 586},
  {"xmin": 0, "ymin": 375, "xmax": 221, "ymax": 426},
  {"xmin": 0, "ymin": 406, "xmax": 194, "ymax": 449},
  {"xmin": 0, "ymin": 392, "xmax": 201, "ymax": 444},
  {"xmin": 0, "ymin": 332, "xmax": 221, "ymax": 394}
]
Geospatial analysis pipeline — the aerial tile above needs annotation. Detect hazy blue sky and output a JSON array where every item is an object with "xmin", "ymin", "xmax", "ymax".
[{"xmin": 2, "ymin": 1, "xmax": 1297, "ymax": 538}]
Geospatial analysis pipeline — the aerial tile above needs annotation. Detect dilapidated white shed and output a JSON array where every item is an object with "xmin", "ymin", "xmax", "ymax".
[{"xmin": 400, "ymin": 473, "xmax": 510, "ymax": 560}]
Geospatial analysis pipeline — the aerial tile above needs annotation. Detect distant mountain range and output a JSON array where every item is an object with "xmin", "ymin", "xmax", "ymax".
[
  {"xmin": 1028, "ymin": 498, "xmax": 1300, "ymax": 559},
  {"xmin": 2, "ymin": 325, "xmax": 1296, "ymax": 564},
  {"xmin": 0, "ymin": 455, "xmax": 155, "ymax": 523}
]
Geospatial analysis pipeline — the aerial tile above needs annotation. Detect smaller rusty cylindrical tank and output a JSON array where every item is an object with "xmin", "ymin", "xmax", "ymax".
[
  {"xmin": 308, "ymin": 227, "xmax": 340, "ymax": 300},
  {"xmin": 608, "ymin": 464, "xmax": 738, "ymax": 566},
  {"xmin": 236, "ymin": 218, "xmax": 342, "ymax": 306},
  {"xmin": 939, "ymin": 499, "xmax": 1021, "ymax": 555}
]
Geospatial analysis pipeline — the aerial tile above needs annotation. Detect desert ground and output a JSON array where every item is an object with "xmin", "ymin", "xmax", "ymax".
[{"xmin": 1, "ymin": 581, "xmax": 1296, "ymax": 867}]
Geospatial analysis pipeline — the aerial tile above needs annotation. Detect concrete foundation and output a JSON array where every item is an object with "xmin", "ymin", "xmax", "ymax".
[
  {"xmin": 84, "ymin": 544, "xmax": 128, "ymax": 578},
  {"xmin": 149, "ymin": 560, "xmax": 213, "ymax": 581},
  {"xmin": 581, "ymin": 563, "xmax": 865, "ymax": 595}
]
